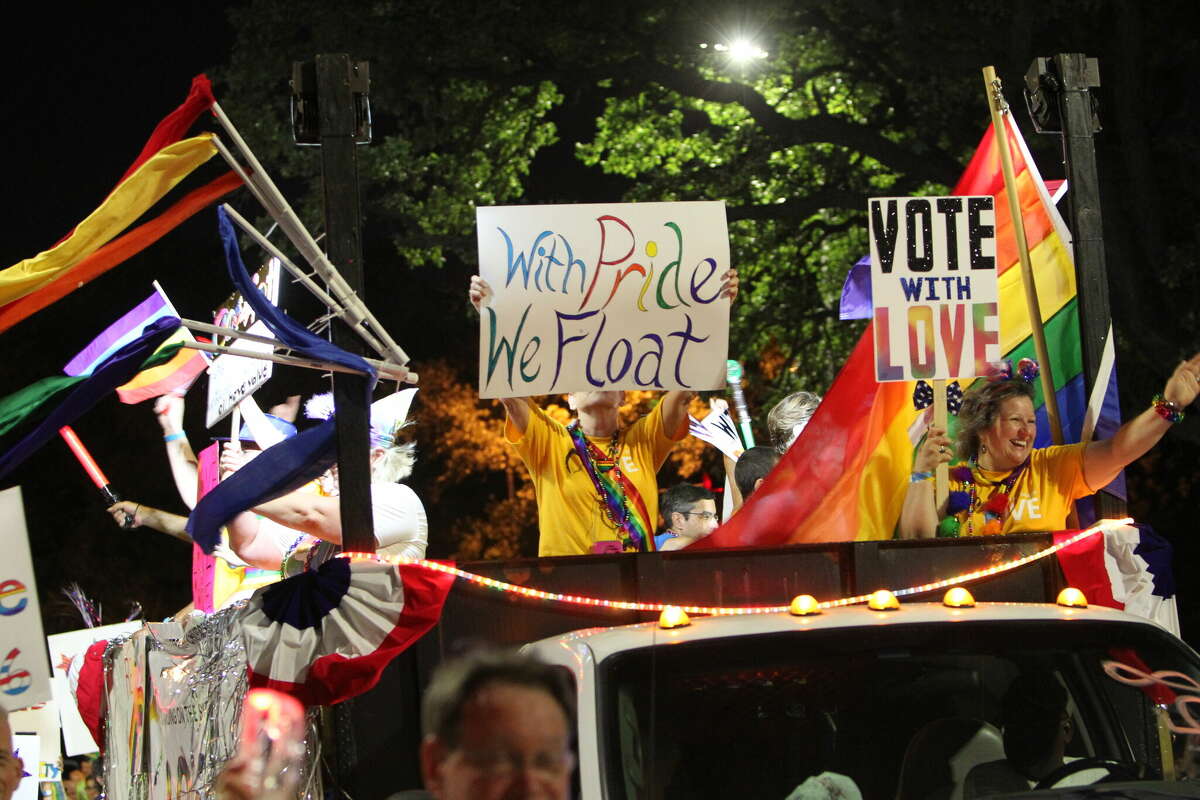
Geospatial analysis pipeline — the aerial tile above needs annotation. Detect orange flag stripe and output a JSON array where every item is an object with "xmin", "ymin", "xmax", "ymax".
[{"xmin": 0, "ymin": 171, "xmax": 242, "ymax": 333}]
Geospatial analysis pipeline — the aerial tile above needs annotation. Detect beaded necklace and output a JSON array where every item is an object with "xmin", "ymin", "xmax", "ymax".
[
  {"xmin": 939, "ymin": 458, "xmax": 1028, "ymax": 537},
  {"xmin": 567, "ymin": 422, "xmax": 650, "ymax": 551}
]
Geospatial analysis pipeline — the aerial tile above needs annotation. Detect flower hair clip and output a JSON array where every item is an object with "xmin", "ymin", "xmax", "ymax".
[{"xmin": 984, "ymin": 358, "xmax": 1039, "ymax": 384}]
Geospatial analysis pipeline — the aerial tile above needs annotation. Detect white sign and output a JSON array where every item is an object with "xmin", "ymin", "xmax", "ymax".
[
  {"xmin": 11, "ymin": 733, "xmax": 38, "ymax": 800},
  {"xmin": 475, "ymin": 202, "xmax": 731, "ymax": 398},
  {"xmin": 205, "ymin": 258, "xmax": 282, "ymax": 428},
  {"xmin": 9, "ymin": 701, "xmax": 61, "ymax": 782},
  {"xmin": 868, "ymin": 196, "xmax": 1000, "ymax": 382},
  {"xmin": 0, "ymin": 488, "xmax": 50, "ymax": 712},
  {"xmin": 46, "ymin": 621, "xmax": 142, "ymax": 756}
]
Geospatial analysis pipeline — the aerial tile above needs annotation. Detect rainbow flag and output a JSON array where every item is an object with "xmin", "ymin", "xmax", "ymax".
[
  {"xmin": 701, "ymin": 114, "xmax": 1098, "ymax": 547},
  {"xmin": 0, "ymin": 75, "xmax": 240, "ymax": 330},
  {"xmin": 65, "ymin": 287, "xmax": 208, "ymax": 403}
]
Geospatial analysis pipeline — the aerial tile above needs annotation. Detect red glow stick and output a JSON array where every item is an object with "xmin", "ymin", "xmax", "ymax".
[{"xmin": 59, "ymin": 426, "xmax": 125, "ymax": 515}]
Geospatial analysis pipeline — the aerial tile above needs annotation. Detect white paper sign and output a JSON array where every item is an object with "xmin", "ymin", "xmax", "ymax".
[
  {"xmin": 11, "ymin": 733, "xmax": 37, "ymax": 800},
  {"xmin": 0, "ymin": 488, "xmax": 51, "ymax": 712},
  {"xmin": 868, "ymin": 196, "xmax": 1000, "ymax": 382},
  {"xmin": 46, "ymin": 621, "xmax": 142, "ymax": 756},
  {"xmin": 9, "ymin": 702, "xmax": 61, "ymax": 782},
  {"xmin": 475, "ymin": 202, "xmax": 731, "ymax": 398},
  {"xmin": 205, "ymin": 258, "xmax": 281, "ymax": 428}
]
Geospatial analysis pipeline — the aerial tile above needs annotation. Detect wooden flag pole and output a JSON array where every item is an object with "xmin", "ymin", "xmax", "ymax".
[
  {"xmin": 982, "ymin": 66, "xmax": 1065, "ymax": 445},
  {"xmin": 933, "ymin": 379, "xmax": 949, "ymax": 508}
]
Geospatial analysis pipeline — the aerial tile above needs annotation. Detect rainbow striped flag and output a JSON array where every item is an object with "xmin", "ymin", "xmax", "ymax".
[
  {"xmin": 65, "ymin": 286, "xmax": 208, "ymax": 403},
  {"xmin": 0, "ymin": 75, "xmax": 240, "ymax": 332},
  {"xmin": 701, "ymin": 115, "xmax": 1105, "ymax": 547}
]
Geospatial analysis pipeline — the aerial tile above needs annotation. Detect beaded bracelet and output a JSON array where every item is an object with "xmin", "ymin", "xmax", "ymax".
[
  {"xmin": 164, "ymin": 432, "xmax": 186, "ymax": 443},
  {"xmin": 1152, "ymin": 394, "xmax": 1185, "ymax": 424},
  {"xmin": 910, "ymin": 471, "xmax": 934, "ymax": 483}
]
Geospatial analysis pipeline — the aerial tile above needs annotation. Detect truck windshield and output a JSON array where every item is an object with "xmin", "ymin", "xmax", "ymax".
[{"xmin": 600, "ymin": 619, "xmax": 1200, "ymax": 800}]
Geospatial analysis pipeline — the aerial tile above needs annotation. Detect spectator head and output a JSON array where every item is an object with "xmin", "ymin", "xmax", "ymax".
[
  {"xmin": 77, "ymin": 756, "xmax": 93, "ymax": 777},
  {"xmin": 420, "ymin": 649, "xmax": 575, "ymax": 800},
  {"xmin": 735, "ymin": 446, "xmax": 780, "ymax": 500},
  {"xmin": 661, "ymin": 484, "xmax": 719, "ymax": 539},
  {"xmin": 1, "ymin": 707, "xmax": 25, "ymax": 800},
  {"xmin": 62, "ymin": 760, "xmax": 83, "ymax": 796},
  {"xmin": 767, "ymin": 391, "xmax": 822, "ymax": 455}
]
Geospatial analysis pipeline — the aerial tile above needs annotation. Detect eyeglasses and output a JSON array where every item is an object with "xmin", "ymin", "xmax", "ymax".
[
  {"xmin": 456, "ymin": 747, "xmax": 575, "ymax": 779},
  {"xmin": 681, "ymin": 510, "xmax": 718, "ymax": 521}
]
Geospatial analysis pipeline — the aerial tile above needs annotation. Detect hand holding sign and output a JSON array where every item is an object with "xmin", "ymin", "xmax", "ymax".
[
  {"xmin": 870, "ymin": 196, "xmax": 1000, "ymax": 383},
  {"xmin": 475, "ymin": 202, "xmax": 732, "ymax": 398}
]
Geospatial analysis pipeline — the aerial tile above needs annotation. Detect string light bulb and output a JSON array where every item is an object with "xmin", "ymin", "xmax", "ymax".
[
  {"xmin": 789, "ymin": 595, "xmax": 821, "ymax": 616},
  {"xmin": 1056, "ymin": 587, "xmax": 1088, "ymax": 608},
  {"xmin": 942, "ymin": 587, "xmax": 976, "ymax": 608},
  {"xmin": 868, "ymin": 589, "xmax": 900, "ymax": 611}
]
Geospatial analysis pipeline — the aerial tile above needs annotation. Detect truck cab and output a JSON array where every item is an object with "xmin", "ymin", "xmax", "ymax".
[{"xmin": 526, "ymin": 599, "xmax": 1200, "ymax": 799}]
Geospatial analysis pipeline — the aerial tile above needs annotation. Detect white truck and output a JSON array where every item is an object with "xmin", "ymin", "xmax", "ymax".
[{"xmin": 526, "ymin": 598, "xmax": 1200, "ymax": 799}]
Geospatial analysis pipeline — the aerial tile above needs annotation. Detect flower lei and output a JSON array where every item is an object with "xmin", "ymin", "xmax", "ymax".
[
  {"xmin": 567, "ymin": 422, "xmax": 649, "ymax": 552},
  {"xmin": 937, "ymin": 459, "xmax": 1029, "ymax": 538}
]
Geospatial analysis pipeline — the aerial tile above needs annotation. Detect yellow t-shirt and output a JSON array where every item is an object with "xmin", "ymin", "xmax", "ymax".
[
  {"xmin": 951, "ymin": 443, "xmax": 1094, "ymax": 534},
  {"xmin": 508, "ymin": 399, "xmax": 685, "ymax": 556}
]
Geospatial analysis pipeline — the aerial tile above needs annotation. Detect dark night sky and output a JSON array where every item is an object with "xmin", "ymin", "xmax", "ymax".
[{"xmin": 2, "ymin": 6, "xmax": 244, "ymax": 629}]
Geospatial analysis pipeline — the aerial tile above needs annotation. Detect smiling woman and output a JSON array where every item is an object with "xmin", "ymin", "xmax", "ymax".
[{"xmin": 898, "ymin": 353, "xmax": 1200, "ymax": 539}]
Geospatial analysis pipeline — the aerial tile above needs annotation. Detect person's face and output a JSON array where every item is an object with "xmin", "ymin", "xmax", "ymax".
[
  {"xmin": 84, "ymin": 778, "xmax": 99, "ymax": 799},
  {"xmin": 566, "ymin": 391, "xmax": 623, "ymax": 413},
  {"xmin": 79, "ymin": 761, "xmax": 92, "ymax": 777},
  {"xmin": 63, "ymin": 769, "xmax": 83, "ymax": 793},
  {"xmin": 979, "ymin": 396, "xmax": 1037, "ymax": 469},
  {"xmin": 421, "ymin": 683, "xmax": 572, "ymax": 800},
  {"xmin": 674, "ymin": 499, "xmax": 719, "ymax": 538},
  {"xmin": 0, "ymin": 715, "xmax": 24, "ymax": 800}
]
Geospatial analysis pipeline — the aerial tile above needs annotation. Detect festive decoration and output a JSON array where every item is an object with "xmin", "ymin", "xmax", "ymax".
[
  {"xmin": 240, "ymin": 557, "xmax": 453, "ymax": 706},
  {"xmin": 335, "ymin": 518, "xmax": 1133, "ymax": 616},
  {"xmin": 304, "ymin": 388, "xmax": 417, "ymax": 448},
  {"xmin": 1152, "ymin": 394, "xmax": 1185, "ymax": 424},
  {"xmin": 868, "ymin": 589, "xmax": 900, "ymax": 611},
  {"xmin": 658, "ymin": 606, "xmax": 691, "ymax": 629},
  {"xmin": 936, "ymin": 517, "xmax": 961, "ymax": 538},
  {"xmin": 62, "ymin": 583, "xmax": 102, "ymax": 628},
  {"xmin": 1056, "ymin": 587, "xmax": 1088, "ymax": 608},
  {"xmin": 938, "ymin": 460, "xmax": 1028, "ymax": 537},
  {"xmin": 946, "ymin": 381, "xmax": 964, "ymax": 415},
  {"xmin": 789, "ymin": 595, "xmax": 821, "ymax": 616},
  {"xmin": 912, "ymin": 381, "xmax": 934, "ymax": 410},
  {"xmin": 566, "ymin": 421, "xmax": 651, "ymax": 552}
]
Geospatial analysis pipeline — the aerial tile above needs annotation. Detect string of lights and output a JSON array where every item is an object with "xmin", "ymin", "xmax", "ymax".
[{"xmin": 341, "ymin": 517, "xmax": 1133, "ymax": 616}]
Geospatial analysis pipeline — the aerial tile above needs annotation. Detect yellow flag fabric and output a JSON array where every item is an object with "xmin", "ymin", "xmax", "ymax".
[{"xmin": 0, "ymin": 134, "xmax": 217, "ymax": 306}]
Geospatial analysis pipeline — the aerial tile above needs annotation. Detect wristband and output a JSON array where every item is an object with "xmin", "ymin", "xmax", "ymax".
[
  {"xmin": 164, "ymin": 432, "xmax": 186, "ymax": 443},
  {"xmin": 1152, "ymin": 394, "xmax": 1184, "ymax": 424},
  {"xmin": 910, "ymin": 471, "xmax": 934, "ymax": 483}
]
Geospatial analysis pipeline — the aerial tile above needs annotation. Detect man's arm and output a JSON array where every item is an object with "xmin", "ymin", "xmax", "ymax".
[
  {"xmin": 1083, "ymin": 353, "xmax": 1200, "ymax": 489},
  {"xmin": 107, "ymin": 501, "xmax": 190, "ymax": 542}
]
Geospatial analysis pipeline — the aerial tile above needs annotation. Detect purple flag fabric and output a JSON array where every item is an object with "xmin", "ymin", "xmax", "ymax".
[
  {"xmin": 63, "ymin": 291, "xmax": 171, "ymax": 376},
  {"xmin": 838, "ymin": 256, "xmax": 872, "ymax": 320},
  {"xmin": 186, "ymin": 208, "xmax": 379, "ymax": 552},
  {"xmin": 0, "ymin": 317, "xmax": 180, "ymax": 479}
]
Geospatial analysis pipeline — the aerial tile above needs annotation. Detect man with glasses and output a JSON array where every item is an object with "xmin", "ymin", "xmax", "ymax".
[
  {"xmin": 656, "ymin": 484, "xmax": 719, "ymax": 551},
  {"xmin": 419, "ymin": 650, "xmax": 576, "ymax": 800}
]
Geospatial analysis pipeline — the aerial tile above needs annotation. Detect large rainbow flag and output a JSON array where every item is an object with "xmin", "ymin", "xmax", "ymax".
[{"xmin": 699, "ymin": 114, "xmax": 1106, "ymax": 547}]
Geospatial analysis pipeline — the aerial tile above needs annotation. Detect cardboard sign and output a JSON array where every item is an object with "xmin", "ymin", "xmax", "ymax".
[
  {"xmin": 11, "ymin": 733, "xmax": 38, "ymax": 800},
  {"xmin": 475, "ymin": 202, "xmax": 731, "ymax": 398},
  {"xmin": 868, "ymin": 196, "xmax": 1000, "ymax": 382},
  {"xmin": 205, "ymin": 259, "xmax": 281, "ymax": 428},
  {"xmin": 0, "ymin": 487, "xmax": 51, "ymax": 712}
]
